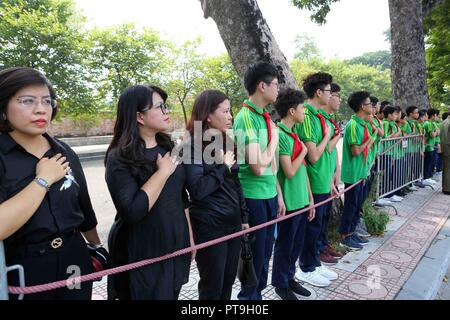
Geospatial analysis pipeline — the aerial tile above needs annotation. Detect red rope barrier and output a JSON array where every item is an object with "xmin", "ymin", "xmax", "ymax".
[{"xmin": 8, "ymin": 180, "xmax": 363, "ymax": 295}]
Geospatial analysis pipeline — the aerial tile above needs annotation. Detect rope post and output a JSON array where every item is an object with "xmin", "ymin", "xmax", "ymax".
[{"xmin": 0, "ymin": 241, "xmax": 8, "ymax": 300}]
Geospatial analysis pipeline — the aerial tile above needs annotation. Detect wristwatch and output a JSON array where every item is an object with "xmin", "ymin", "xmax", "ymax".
[{"xmin": 34, "ymin": 177, "xmax": 50, "ymax": 191}]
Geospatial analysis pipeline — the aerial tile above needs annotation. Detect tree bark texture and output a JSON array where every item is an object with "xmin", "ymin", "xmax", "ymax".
[
  {"xmin": 200, "ymin": 0, "xmax": 298, "ymax": 90},
  {"xmin": 389, "ymin": 0, "xmax": 431, "ymax": 109}
]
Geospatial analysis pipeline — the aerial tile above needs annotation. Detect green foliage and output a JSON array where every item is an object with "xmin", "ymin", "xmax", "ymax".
[
  {"xmin": 424, "ymin": 0, "xmax": 450, "ymax": 108},
  {"xmin": 290, "ymin": 57, "xmax": 392, "ymax": 120},
  {"xmin": 88, "ymin": 23, "xmax": 170, "ymax": 108},
  {"xmin": 0, "ymin": 0, "xmax": 95, "ymax": 113},
  {"xmin": 362, "ymin": 175, "xmax": 390, "ymax": 236},
  {"xmin": 347, "ymin": 50, "xmax": 392, "ymax": 70},
  {"xmin": 291, "ymin": 0, "xmax": 340, "ymax": 24},
  {"xmin": 293, "ymin": 33, "xmax": 321, "ymax": 61}
]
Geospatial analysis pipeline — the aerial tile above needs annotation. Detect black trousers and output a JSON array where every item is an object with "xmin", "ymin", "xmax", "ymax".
[
  {"xmin": 6, "ymin": 232, "xmax": 93, "ymax": 300},
  {"xmin": 193, "ymin": 222, "xmax": 241, "ymax": 300}
]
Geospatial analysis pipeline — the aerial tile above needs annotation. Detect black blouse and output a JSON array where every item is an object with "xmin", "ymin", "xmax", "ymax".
[
  {"xmin": 0, "ymin": 132, "xmax": 98, "ymax": 246},
  {"xmin": 184, "ymin": 141, "xmax": 249, "ymax": 230},
  {"xmin": 105, "ymin": 145, "xmax": 190, "ymax": 299}
]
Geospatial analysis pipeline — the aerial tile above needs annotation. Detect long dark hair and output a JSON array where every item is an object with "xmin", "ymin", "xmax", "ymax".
[
  {"xmin": 105, "ymin": 85, "xmax": 173, "ymax": 185},
  {"xmin": 0, "ymin": 67, "xmax": 57, "ymax": 132},
  {"xmin": 187, "ymin": 90, "xmax": 235, "ymax": 155}
]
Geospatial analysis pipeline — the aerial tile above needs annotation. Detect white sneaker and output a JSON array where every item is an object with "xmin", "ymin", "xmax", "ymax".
[
  {"xmin": 295, "ymin": 269, "xmax": 331, "ymax": 287},
  {"xmin": 423, "ymin": 179, "xmax": 437, "ymax": 185},
  {"xmin": 375, "ymin": 198, "xmax": 391, "ymax": 206},
  {"xmin": 389, "ymin": 196, "xmax": 402, "ymax": 202},
  {"xmin": 316, "ymin": 265, "xmax": 338, "ymax": 281},
  {"xmin": 409, "ymin": 186, "xmax": 419, "ymax": 191}
]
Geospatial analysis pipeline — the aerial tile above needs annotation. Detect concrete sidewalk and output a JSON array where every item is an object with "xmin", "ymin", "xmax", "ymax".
[{"xmin": 91, "ymin": 175, "xmax": 450, "ymax": 300}]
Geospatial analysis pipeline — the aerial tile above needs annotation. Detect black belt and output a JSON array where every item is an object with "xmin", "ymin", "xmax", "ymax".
[{"xmin": 8, "ymin": 229, "xmax": 79, "ymax": 256}]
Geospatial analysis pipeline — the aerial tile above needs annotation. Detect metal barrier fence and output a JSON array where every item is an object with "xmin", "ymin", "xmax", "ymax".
[
  {"xmin": 376, "ymin": 134, "xmax": 424, "ymax": 201},
  {"xmin": 0, "ymin": 240, "xmax": 25, "ymax": 300}
]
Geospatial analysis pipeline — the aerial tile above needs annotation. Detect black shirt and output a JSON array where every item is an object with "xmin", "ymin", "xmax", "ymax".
[
  {"xmin": 0, "ymin": 133, "xmax": 98, "ymax": 246},
  {"xmin": 184, "ymin": 141, "xmax": 249, "ymax": 230},
  {"xmin": 105, "ymin": 145, "xmax": 190, "ymax": 299}
]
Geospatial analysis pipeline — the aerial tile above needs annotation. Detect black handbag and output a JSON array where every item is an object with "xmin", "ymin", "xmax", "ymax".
[{"xmin": 237, "ymin": 234, "xmax": 257, "ymax": 287}]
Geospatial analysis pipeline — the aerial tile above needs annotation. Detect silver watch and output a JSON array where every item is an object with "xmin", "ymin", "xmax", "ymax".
[{"xmin": 35, "ymin": 177, "xmax": 50, "ymax": 190}]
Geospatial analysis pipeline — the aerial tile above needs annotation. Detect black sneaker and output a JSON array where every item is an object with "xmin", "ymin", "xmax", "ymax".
[
  {"xmin": 288, "ymin": 279, "xmax": 311, "ymax": 297},
  {"xmin": 275, "ymin": 287, "xmax": 298, "ymax": 300}
]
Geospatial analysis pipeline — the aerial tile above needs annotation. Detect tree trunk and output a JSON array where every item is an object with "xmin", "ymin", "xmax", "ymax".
[
  {"xmin": 200, "ymin": 0, "xmax": 298, "ymax": 90},
  {"xmin": 389, "ymin": 0, "xmax": 431, "ymax": 109}
]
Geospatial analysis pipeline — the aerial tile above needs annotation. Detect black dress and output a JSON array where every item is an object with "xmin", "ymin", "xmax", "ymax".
[{"xmin": 105, "ymin": 145, "xmax": 191, "ymax": 300}]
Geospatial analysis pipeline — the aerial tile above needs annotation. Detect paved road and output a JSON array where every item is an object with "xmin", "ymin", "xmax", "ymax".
[
  {"xmin": 81, "ymin": 139, "xmax": 343, "ymax": 246},
  {"xmin": 436, "ymin": 264, "xmax": 450, "ymax": 300},
  {"xmin": 81, "ymin": 160, "xmax": 116, "ymax": 246}
]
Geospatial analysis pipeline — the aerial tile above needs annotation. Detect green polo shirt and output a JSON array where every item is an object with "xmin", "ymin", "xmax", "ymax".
[
  {"xmin": 233, "ymin": 99, "xmax": 277, "ymax": 199},
  {"xmin": 293, "ymin": 103, "xmax": 332, "ymax": 195},
  {"xmin": 434, "ymin": 121, "xmax": 441, "ymax": 145},
  {"xmin": 341, "ymin": 115, "xmax": 370, "ymax": 184},
  {"xmin": 383, "ymin": 120, "xmax": 399, "ymax": 157},
  {"xmin": 318, "ymin": 109, "xmax": 337, "ymax": 175},
  {"xmin": 424, "ymin": 121, "xmax": 437, "ymax": 152},
  {"xmin": 277, "ymin": 122, "xmax": 310, "ymax": 211},
  {"xmin": 365, "ymin": 120, "xmax": 378, "ymax": 177}
]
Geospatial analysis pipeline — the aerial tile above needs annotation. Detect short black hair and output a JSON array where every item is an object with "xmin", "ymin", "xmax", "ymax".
[
  {"xmin": 244, "ymin": 61, "xmax": 279, "ymax": 95},
  {"xmin": 394, "ymin": 105, "xmax": 402, "ymax": 112},
  {"xmin": 442, "ymin": 112, "xmax": 449, "ymax": 121},
  {"xmin": 0, "ymin": 67, "xmax": 58, "ymax": 132},
  {"xmin": 331, "ymin": 83, "xmax": 341, "ymax": 93},
  {"xmin": 348, "ymin": 91, "xmax": 371, "ymax": 113},
  {"xmin": 274, "ymin": 88, "xmax": 306, "ymax": 118},
  {"xmin": 302, "ymin": 72, "xmax": 333, "ymax": 99},
  {"xmin": 427, "ymin": 108, "xmax": 439, "ymax": 118},
  {"xmin": 383, "ymin": 106, "xmax": 397, "ymax": 118},
  {"xmin": 418, "ymin": 110, "xmax": 427, "ymax": 118},
  {"xmin": 406, "ymin": 105, "xmax": 419, "ymax": 116},
  {"xmin": 370, "ymin": 96, "xmax": 379, "ymax": 106}
]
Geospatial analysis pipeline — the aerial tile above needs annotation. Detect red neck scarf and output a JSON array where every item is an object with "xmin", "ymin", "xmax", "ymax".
[
  {"xmin": 316, "ymin": 112, "xmax": 340, "ymax": 139},
  {"xmin": 243, "ymin": 102, "xmax": 272, "ymax": 144},
  {"xmin": 363, "ymin": 123, "xmax": 370, "ymax": 164},
  {"xmin": 277, "ymin": 123, "xmax": 305, "ymax": 163}
]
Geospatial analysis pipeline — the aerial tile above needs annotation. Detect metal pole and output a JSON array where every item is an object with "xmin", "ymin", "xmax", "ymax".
[{"xmin": 0, "ymin": 241, "xmax": 8, "ymax": 300}]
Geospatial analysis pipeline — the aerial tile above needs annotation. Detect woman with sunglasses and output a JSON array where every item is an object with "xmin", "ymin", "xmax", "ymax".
[
  {"xmin": 105, "ymin": 85, "xmax": 193, "ymax": 300},
  {"xmin": 0, "ymin": 67, "xmax": 103, "ymax": 300}
]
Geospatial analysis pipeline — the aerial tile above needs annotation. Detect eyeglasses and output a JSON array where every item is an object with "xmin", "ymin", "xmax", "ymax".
[
  {"xmin": 363, "ymin": 102, "xmax": 372, "ymax": 107},
  {"xmin": 16, "ymin": 97, "xmax": 56, "ymax": 109},
  {"xmin": 142, "ymin": 102, "xmax": 170, "ymax": 115},
  {"xmin": 265, "ymin": 81, "xmax": 280, "ymax": 89},
  {"xmin": 320, "ymin": 88, "xmax": 332, "ymax": 94}
]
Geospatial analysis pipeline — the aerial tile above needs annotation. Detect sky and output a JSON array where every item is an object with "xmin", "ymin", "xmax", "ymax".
[{"xmin": 74, "ymin": 0, "xmax": 391, "ymax": 60}]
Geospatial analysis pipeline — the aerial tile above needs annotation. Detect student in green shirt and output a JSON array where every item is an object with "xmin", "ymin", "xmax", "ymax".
[
  {"xmin": 316, "ymin": 83, "xmax": 345, "ymax": 264},
  {"xmin": 233, "ymin": 61, "xmax": 282, "ymax": 301},
  {"xmin": 271, "ymin": 88, "xmax": 314, "ymax": 300},
  {"xmin": 405, "ymin": 106, "xmax": 421, "ymax": 190},
  {"xmin": 423, "ymin": 109, "xmax": 440, "ymax": 181},
  {"xmin": 294, "ymin": 72, "xmax": 339, "ymax": 288},
  {"xmin": 340, "ymin": 91, "xmax": 374, "ymax": 251}
]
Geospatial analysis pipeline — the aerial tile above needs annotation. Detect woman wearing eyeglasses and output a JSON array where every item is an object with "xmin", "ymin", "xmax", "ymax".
[
  {"xmin": 105, "ymin": 84, "xmax": 193, "ymax": 300},
  {"xmin": 0, "ymin": 67, "xmax": 103, "ymax": 300}
]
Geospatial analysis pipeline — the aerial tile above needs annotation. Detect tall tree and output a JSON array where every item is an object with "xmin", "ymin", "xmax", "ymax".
[
  {"xmin": 294, "ymin": 33, "xmax": 321, "ymax": 61},
  {"xmin": 88, "ymin": 23, "xmax": 169, "ymax": 107},
  {"xmin": 200, "ymin": 0, "xmax": 298, "ymax": 90},
  {"xmin": 0, "ymin": 0, "xmax": 95, "ymax": 113},
  {"xmin": 424, "ymin": 0, "xmax": 450, "ymax": 108},
  {"xmin": 292, "ymin": 0, "xmax": 444, "ymax": 109},
  {"xmin": 348, "ymin": 51, "xmax": 391, "ymax": 70}
]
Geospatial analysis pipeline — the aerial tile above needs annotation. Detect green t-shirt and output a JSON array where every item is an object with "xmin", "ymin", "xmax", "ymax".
[
  {"xmin": 233, "ymin": 99, "xmax": 277, "ymax": 199},
  {"xmin": 277, "ymin": 122, "xmax": 310, "ymax": 211},
  {"xmin": 424, "ymin": 121, "xmax": 437, "ymax": 152},
  {"xmin": 434, "ymin": 121, "xmax": 441, "ymax": 144},
  {"xmin": 341, "ymin": 115, "xmax": 371, "ymax": 184},
  {"xmin": 293, "ymin": 103, "xmax": 332, "ymax": 195},
  {"xmin": 383, "ymin": 120, "xmax": 399, "ymax": 157},
  {"xmin": 365, "ymin": 120, "xmax": 378, "ymax": 177},
  {"xmin": 318, "ymin": 109, "xmax": 338, "ymax": 176}
]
